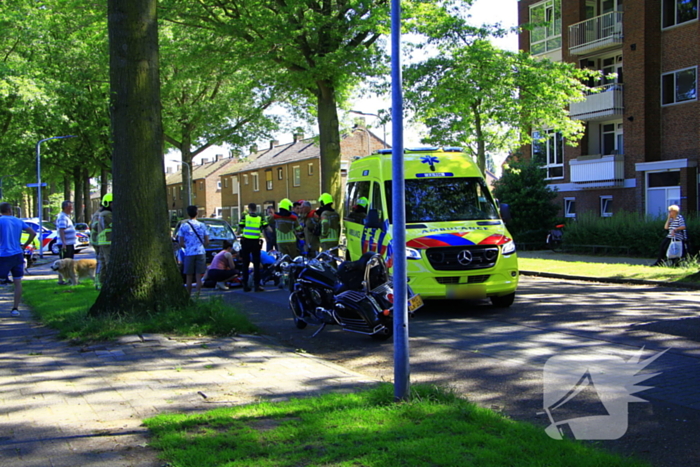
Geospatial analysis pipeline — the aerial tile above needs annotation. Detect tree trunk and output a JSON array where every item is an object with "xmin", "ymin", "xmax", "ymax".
[
  {"xmin": 472, "ymin": 101, "xmax": 486, "ymax": 173},
  {"xmin": 64, "ymin": 174, "xmax": 71, "ymax": 203},
  {"xmin": 316, "ymin": 81, "xmax": 341, "ymax": 207},
  {"xmin": 73, "ymin": 166, "xmax": 84, "ymax": 223},
  {"xmin": 181, "ymin": 131, "xmax": 193, "ymax": 209},
  {"xmin": 90, "ymin": 0, "xmax": 188, "ymax": 316},
  {"xmin": 82, "ymin": 168, "xmax": 91, "ymax": 222},
  {"xmin": 101, "ymin": 167, "xmax": 110, "ymax": 197}
]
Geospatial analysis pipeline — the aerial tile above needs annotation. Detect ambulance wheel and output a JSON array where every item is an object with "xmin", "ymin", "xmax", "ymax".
[
  {"xmin": 491, "ymin": 292, "xmax": 515, "ymax": 308},
  {"xmin": 289, "ymin": 292, "xmax": 308, "ymax": 329}
]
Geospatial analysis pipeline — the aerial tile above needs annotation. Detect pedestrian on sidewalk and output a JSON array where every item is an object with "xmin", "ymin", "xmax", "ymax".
[
  {"xmin": 55, "ymin": 200, "xmax": 76, "ymax": 282},
  {"xmin": 0, "ymin": 202, "xmax": 37, "ymax": 316},
  {"xmin": 178, "ymin": 205, "xmax": 210, "ymax": 296},
  {"xmin": 652, "ymin": 204, "xmax": 688, "ymax": 266}
]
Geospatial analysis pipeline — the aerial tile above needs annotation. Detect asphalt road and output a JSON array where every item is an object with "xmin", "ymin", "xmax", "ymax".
[{"xmin": 224, "ymin": 277, "xmax": 700, "ymax": 467}]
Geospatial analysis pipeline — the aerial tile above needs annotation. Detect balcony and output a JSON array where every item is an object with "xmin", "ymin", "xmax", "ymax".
[
  {"xmin": 569, "ymin": 11, "xmax": 623, "ymax": 56},
  {"xmin": 569, "ymin": 154, "xmax": 624, "ymax": 188},
  {"xmin": 569, "ymin": 84, "xmax": 623, "ymax": 121}
]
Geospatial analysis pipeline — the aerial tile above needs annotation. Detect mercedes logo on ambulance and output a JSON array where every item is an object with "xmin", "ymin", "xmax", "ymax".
[{"xmin": 457, "ymin": 250, "xmax": 473, "ymax": 266}]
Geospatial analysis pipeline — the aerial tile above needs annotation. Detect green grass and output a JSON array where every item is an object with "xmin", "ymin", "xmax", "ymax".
[
  {"xmin": 144, "ymin": 384, "xmax": 649, "ymax": 467},
  {"xmin": 519, "ymin": 257, "xmax": 700, "ymax": 284},
  {"xmin": 22, "ymin": 280, "xmax": 259, "ymax": 343}
]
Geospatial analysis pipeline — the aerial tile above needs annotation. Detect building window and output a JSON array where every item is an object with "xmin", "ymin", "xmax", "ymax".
[
  {"xmin": 265, "ymin": 169, "xmax": 273, "ymax": 190},
  {"xmin": 277, "ymin": 168, "xmax": 283, "ymax": 180},
  {"xmin": 341, "ymin": 161, "xmax": 349, "ymax": 176},
  {"xmin": 252, "ymin": 173, "xmax": 259, "ymax": 191},
  {"xmin": 662, "ymin": 0, "xmax": 698, "ymax": 28},
  {"xmin": 600, "ymin": 196, "xmax": 613, "ymax": 217},
  {"xmin": 293, "ymin": 166, "xmax": 301, "ymax": 186},
  {"xmin": 564, "ymin": 198, "xmax": 576, "ymax": 218},
  {"xmin": 529, "ymin": 0, "xmax": 562, "ymax": 55},
  {"xmin": 179, "ymin": 186, "xmax": 183, "ymax": 200},
  {"xmin": 662, "ymin": 67, "xmax": 697, "ymax": 105},
  {"xmin": 601, "ymin": 122, "xmax": 624, "ymax": 155},
  {"xmin": 199, "ymin": 181, "xmax": 204, "ymax": 190},
  {"xmin": 646, "ymin": 170, "xmax": 681, "ymax": 217},
  {"xmin": 532, "ymin": 129, "xmax": 564, "ymax": 179},
  {"xmin": 232, "ymin": 176, "xmax": 238, "ymax": 194},
  {"xmin": 243, "ymin": 174, "xmax": 249, "ymax": 185},
  {"xmin": 217, "ymin": 180, "xmax": 222, "ymax": 190},
  {"xmin": 224, "ymin": 178, "xmax": 228, "ymax": 188},
  {"xmin": 308, "ymin": 163, "xmax": 314, "ymax": 176}
]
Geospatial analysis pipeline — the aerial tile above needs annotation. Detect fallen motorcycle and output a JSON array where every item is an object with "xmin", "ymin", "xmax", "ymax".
[{"xmin": 288, "ymin": 248, "xmax": 423, "ymax": 339}]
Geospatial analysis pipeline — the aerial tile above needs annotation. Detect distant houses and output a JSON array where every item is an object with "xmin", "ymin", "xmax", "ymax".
[{"xmin": 165, "ymin": 127, "xmax": 386, "ymax": 224}]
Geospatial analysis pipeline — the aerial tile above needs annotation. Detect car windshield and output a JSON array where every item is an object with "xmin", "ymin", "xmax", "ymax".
[
  {"xmin": 201, "ymin": 220, "xmax": 235, "ymax": 240},
  {"xmin": 385, "ymin": 177, "xmax": 500, "ymax": 223}
]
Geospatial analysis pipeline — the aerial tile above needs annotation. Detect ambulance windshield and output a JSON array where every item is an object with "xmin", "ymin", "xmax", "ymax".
[{"xmin": 386, "ymin": 177, "xmax": 500, "ymax": 223}]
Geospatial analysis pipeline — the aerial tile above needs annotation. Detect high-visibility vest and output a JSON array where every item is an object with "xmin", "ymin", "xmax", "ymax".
[
  {"xmin": 94, "ymin": 210, "xmax": 112, "ymax": 246},
  {"xmin": 242, "ymin": 215, "xmax": 263, "ymax": 239}
]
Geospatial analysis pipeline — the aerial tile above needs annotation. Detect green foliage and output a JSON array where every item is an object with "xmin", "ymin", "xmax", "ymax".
[
  {"xmin": 144, "ymin": 383, "xmax": 649, "ymax": 467},
  {"xmin": 404, "ymin": 34, "xmax": 599, "ymax": 172},
  {"xmin": 492, "ymin": 158, "xmax": 558, "ymax": 244},
  {"xmin": 562, "ymin": 211, "xmax": 700, "ymax": 258},
  {"xmin": 22, "ymin": 280, "xmax": 258, "ymax": 343}
]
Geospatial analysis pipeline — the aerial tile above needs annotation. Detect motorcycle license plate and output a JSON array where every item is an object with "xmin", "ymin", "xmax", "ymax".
[{"xmin": 408, "ymin": 294, "xmax": 423, "ymax": 312}]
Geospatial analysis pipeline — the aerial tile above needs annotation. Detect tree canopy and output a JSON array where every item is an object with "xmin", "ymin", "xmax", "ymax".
[{"xmin": 404, "ymin": 30, "xmax": 599, "ymax": 173}]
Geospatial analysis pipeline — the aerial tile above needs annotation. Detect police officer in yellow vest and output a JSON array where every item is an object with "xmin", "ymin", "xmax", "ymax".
[
  {"xmin": 317, "ymin": 193, "xmax": 340, "ymax": 251},
  {"xmin": 274, "ymin": 198, "xmax": 302, "ymax": 258},
  {"xmin": 92, "ymin": 193, "xmax": 112, "ymax": 290},
  {"xmin": 238, "ymin": 202, "xmax": 267, "ymax": 292}
]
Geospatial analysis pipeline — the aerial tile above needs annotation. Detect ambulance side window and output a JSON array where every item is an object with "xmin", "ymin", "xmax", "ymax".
[
  {"xmin": 371, "ymin": 181, "xmax": 383, "ymax": 222},
  {"xmin": 344, "ymin": 181, "xmax": 371, "ymax": 223}
]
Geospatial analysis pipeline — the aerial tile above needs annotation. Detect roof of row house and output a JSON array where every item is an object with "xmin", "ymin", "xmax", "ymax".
[
  {"xmin": 165, "ymin": 155, "xmax": 256, "ymax": 185},
  {"xmin": 165, "ymin": 128, "xmax": 386, "ymax": 183},
  {"xmin": 223, "ymin": 138, "xmax": 319, "ymax": 175}
]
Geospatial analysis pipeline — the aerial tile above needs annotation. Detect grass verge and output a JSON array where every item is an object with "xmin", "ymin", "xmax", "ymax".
[
  {"xmin": 519, "ymin": 257, "xmax": 700, "ymax": 284},
  {"xmin": 144, "ymin": 384, "xmax": 648, "ymax": 467},
  {"xmin": 22, "ymin": 280, "xmax": 258, "ymax": 343}
]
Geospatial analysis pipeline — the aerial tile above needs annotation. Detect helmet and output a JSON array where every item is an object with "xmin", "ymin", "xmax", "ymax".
[
  {"xmin": 318, "ymin": 193, "xmax": 333, "ymax": 206},
  {"xmin": 357, "ymin": 197, "xmax": 369, "ymax": 208},
  {"xmin": 101, "ymin": 193, "xmax": 113, "ymax": 207},
  {"xmin": 279, "ymin": 198, "xmax": 293, "ymax": 212}
]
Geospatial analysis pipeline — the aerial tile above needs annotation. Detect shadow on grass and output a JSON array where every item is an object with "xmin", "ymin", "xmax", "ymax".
[{"xmin": 22, "ymin": 280, "xmax": 259, "ymax": 343}]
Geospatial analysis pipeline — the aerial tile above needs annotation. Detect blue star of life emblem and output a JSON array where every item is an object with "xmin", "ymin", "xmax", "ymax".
[{"xmin": 421, "ymin": 156, "xmax": 440, "ymax": 165}]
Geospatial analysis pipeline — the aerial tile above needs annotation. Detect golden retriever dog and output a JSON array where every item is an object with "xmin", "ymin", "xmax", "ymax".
[{"xmin": 51, "ymin": 258, "xmax": 97, "ymax": 285}]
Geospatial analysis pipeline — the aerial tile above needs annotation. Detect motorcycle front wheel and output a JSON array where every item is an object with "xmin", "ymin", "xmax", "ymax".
[{"xmin": 288, "ymin": 291, "xmax": 308, "ymax": 329}]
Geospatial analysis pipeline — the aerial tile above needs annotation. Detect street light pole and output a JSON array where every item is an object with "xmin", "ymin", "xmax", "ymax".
[
  {"xmin": 349, "ymin": 110, "xmax": 388, "ymax": 148},
  {"xmin": 36, "ymin": 135, "xmax": 76, "ymax": 258}
]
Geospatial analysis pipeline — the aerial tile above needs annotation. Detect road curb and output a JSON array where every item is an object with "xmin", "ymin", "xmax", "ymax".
[{"xmin": 520, "ymin": 270, "xmax": 700, "ymax": 290}]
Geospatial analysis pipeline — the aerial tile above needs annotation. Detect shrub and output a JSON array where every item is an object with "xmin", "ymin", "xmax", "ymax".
[
  {"xmin": 563, "ymin": 211, "xmax": 700, "ymax": 258},
  {"xmin": 492, "ymin": 157, "xmax": 559, "ymax": 247}
]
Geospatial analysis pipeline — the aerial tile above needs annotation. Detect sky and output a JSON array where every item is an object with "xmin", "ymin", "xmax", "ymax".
[{"xmin": 166, "ymin": 0, "xmax": 519, "ymax": 168}]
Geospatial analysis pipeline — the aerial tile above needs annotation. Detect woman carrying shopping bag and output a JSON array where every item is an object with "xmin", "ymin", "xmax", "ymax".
[{"xmin": 652, "ymin": 205, "xmax": 687, "ymax": 266}]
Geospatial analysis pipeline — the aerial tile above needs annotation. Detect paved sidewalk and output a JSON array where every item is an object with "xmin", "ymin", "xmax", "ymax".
[{"xmin": 0, "ymin": 271, "xmax": 376, "ymax": 467}]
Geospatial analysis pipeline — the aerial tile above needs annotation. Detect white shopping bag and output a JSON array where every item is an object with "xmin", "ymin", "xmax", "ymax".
[{"xmin": 666, "ymin": 238, "xmax": 682, "ymax": 259}]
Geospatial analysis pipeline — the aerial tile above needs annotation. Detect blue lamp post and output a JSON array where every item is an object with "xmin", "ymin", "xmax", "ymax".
[{"xmin": 36, "ymin": 135, "xmax": 76, "ymax": 258}]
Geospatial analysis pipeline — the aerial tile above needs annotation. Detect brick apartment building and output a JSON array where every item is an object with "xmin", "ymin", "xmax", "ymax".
[
  {"xmin": 518, "ymin": 0, "xmax": 699, "ymax": 219},
  {"xmin": 219, "ymin": 127, "xmax": 386, "ymax": 224},
  {"xmin": 165, "ymin": 154, "xmax": 245, "ymax": 222}
]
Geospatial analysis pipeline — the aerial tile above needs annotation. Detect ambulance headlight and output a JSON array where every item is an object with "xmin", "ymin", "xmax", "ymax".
[
  {"xmin": 501, "ymin": 240, "xmax": 516, "ymax": 255},
  {"xmin": 406, "ymin": 248, "xmax": 422, "ymax": 260}
]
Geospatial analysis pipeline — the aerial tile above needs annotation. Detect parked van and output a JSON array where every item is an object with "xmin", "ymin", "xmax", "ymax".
[{"xmin": 343, "ymin": 147, "xmax": 518, "ymax": 307}]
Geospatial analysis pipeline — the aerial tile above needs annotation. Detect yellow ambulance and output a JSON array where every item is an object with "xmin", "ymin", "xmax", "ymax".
[{"xmin": 343, "ymin": 147, "xmax": 518, "ymax": 307}]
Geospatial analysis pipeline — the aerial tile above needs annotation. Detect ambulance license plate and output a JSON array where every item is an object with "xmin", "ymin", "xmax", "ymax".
[{"xmin": 408, "ymin": 294, "xmax": 424, "ymax": 312}]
